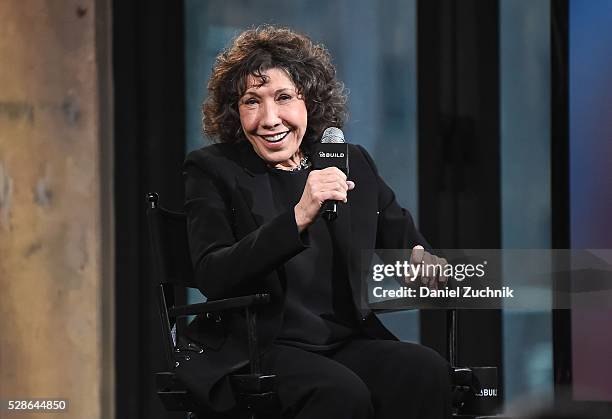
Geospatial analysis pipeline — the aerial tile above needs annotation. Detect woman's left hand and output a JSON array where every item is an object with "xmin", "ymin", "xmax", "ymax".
[{"xmin": 406, "ymin": 245, "xmax": 449, "ymax": 289}]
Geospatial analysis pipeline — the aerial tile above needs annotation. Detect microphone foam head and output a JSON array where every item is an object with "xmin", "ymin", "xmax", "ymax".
[{"xmin": 321, "ymin": 127, "xmax": 345, "ymax": 144}]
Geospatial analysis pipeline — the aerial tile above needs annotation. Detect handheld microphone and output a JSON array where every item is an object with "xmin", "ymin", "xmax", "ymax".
[{"xmin": 312, "ymin": 127, "xmax": 348, "ymax": 221}]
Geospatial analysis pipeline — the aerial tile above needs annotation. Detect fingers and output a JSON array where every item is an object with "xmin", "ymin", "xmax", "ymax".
[
  {"xmin": 421, "ymin": 253, "xmax": 434, "ymax": 285},
  {"xmin": 410, "ymin": 245, "xmax": 425, "ymax": 266},
  {"xmin": 310, "ymin": 183, "xmax": 348, "ymax": 203},
  {"xmin": 308, "ymin": 168, "xmax": 354, "ymax": 204},
  {"xmin": 404, "ymin": 245, "xmax": 424, "ymax": 284},
  {"xmin": 438, "ymin": 257, "xmax": 449, "ymax": 286},
  {"xmin": 314, "ymin": 189, "xmax": 347, "ymax": 204},
  {"xmin": 320, "ymin": 166, "xmax": 347, "ymax": 179},
  {"xmin": 410, "ymin": 246, "xmax": 449, "ymax": 290},
  {"xmin": 310, "ymin": 168, "xmax": 347, "ymax": 187},
  {"xmin": 295, "ymin": 169, "xmax": 355, "ymax": 230}
]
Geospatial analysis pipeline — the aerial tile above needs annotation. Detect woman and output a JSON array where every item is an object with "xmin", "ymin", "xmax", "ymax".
[{"xmin": 180, "ymin": 25, "xmax": 451, "ymax": 418}]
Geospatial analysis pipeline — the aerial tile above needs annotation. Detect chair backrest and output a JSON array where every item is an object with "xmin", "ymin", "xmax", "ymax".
[
  {"xmin": 147, "ymin": 193, "xmax": 279, "ymax": 417},
  {"xmin": 146, "ymin": 192, "xmax": 195, "ymax": 369},
  {"xmin": 146, "ymin": 192, "xmax": 195, "ymax": 288}
]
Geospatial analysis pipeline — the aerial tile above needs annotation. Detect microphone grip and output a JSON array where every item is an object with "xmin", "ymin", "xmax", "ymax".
[{"xmin": 322, "ymin": 200, "xmax": 338, "ymax": 221}]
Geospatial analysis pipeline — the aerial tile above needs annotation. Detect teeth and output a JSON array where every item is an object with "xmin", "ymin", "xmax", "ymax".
[{"xmin": 261, "ymin": 132, "xmax": 289, "ymax": 142}]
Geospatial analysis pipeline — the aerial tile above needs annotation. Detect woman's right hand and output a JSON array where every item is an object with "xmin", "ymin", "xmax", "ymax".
[{"xmin": 294, "ymin": 167, "xmax": 355, "ymax": 232}]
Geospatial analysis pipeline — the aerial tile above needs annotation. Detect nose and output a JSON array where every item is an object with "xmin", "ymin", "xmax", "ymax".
[{"xmin": 260, "ymin": 100, "xmax": 282, "ymax": 130}]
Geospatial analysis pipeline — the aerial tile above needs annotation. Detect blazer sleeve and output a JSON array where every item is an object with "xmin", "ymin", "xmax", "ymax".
[
  {"xmin": 356, "ymin": 144, "xmax": 431, "ymax": 250},
  {"xmin": 184, "ymin": 153, "xmax": 309, "ymax": 300}
]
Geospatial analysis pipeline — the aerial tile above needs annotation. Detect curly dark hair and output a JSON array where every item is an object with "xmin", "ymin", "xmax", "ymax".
[{"xmin": 202, "ymin": 25, "xmax": 348, "ymax": 150}]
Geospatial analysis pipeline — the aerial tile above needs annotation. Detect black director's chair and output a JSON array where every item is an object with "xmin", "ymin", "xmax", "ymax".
[
  {"xmin": 146, "ymin": 192, "xmax": 278, "ymax": 419},
  {"xmin": 147, "ymin": 192, "xmax": 506, "ymax": 419}
]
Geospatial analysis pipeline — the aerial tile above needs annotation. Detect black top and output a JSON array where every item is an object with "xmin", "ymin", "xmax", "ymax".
[
  {"xmin": 268, "ymin": 167, "xmax": 360, "ymax": 351},
  {"xmin": 180, "ymin": 143, "xmax": 429, "ymax": 409}
]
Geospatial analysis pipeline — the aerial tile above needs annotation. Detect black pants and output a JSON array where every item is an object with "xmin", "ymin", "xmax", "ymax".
[{"xmin": 260, "ymin": 339, "xmax": 452, "ymax": 419}]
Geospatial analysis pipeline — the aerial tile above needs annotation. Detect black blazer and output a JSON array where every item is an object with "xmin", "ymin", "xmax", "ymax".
[{"xmin": 177, "ymin": 141, "xmax": 428, "ymax": 410}]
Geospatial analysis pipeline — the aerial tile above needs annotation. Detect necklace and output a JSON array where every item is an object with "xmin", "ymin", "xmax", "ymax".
[
  {"xmin": 271, "ymin": 154, "xmax": 312, "ymax": 172},
  {"xmin": 289, "ymin": 155, "xmax": 311, "ymax": 171}
]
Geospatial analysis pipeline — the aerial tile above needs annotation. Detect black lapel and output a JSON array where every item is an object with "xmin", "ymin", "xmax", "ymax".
[
  {"xmin": 235, "ymin": 142, "xmax": 281, "ymax": 227},
  {"xmin": 233, "ymin": 142, "xmax": 286, "ymax": 300}
]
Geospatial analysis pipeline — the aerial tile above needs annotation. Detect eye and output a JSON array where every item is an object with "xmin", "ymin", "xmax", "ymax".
[
  {"xmin": 277, "ymin": 93, "xmax": 293, "ymax": 102},
  {"xmin": 242, "ymin": 97, "xmax": 259, "ymax": 106}
]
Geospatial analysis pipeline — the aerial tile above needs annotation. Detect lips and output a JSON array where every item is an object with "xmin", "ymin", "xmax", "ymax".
[{"xmin": 259, "ymin": 131, "xmax": 289, "ymax": 143}]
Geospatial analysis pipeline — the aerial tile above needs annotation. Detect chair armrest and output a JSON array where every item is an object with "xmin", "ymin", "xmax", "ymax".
[
  {"xmin": 371, "ymin": 308, "xmax": 417, "ymax": 314},
  {"xmin": 168, "ymin": 293, "xmax": 270, "ymax": 317}
]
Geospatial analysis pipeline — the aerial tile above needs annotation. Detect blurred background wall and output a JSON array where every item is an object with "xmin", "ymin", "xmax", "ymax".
[{"xmin": 0, "ymin": 1, "xmax": 114, "ymax": 418}]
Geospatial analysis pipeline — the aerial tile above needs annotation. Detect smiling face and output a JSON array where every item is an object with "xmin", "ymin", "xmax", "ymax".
[{"xmin": 238, "ymin": 68, "xmax": 308, "ymax": 169}]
